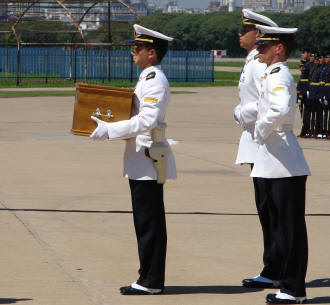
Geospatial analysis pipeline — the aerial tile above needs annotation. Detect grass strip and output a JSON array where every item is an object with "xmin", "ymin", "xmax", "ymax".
[
  {"xmin": 0, "ymin": 90, "xmax": 75, "ymax": 98},
  {"xmin": 215, "ymin": 61, "xmax": 244, "ymax": 68},
  {"xmin": 214, "ymin": 71, "xmax": 240, "ymax": 81},
  {"xmin": 215, "ymin": 61, "xmax": 300, "ymax": 69},
  {"xmin": 0, "ymin": 80, "xmax": 236, "ymax": 90},
  {"xmin": 0, "ymin": 68, "xmax": 300, "ymax": 92},
  {"xmin": 0, "ymin": 90, "xmax": 198, "ymax": 98}
]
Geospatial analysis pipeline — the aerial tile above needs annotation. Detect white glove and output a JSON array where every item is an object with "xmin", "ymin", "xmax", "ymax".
[
  {"xmin": 324, "ymin": 98, "xmax": 328, "ymax": 106},
  {"xmin": 306, "ymin": 91, "xmax": 309, "ymax": 99},
  {"xmin": 297, "ymin": 99, "xmax": 301, "ymax": 106},
  {"xmin": 319, "ymin": 98, "xmax": 323, "ymax": 104},
  {"xmin": 90, "ymin": 116, "xmax": 109, "ymax": 140},
  {"xmin": 233, "ymin": 105, "xmax": 242, "ymax": 125},
  {"xmin": 240, "ymin": 102, "xmax": 258, "ymax": 126}
]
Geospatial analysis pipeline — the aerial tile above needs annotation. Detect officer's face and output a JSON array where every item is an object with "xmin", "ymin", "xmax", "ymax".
[
  {"xmin": 257, "ymin": 42, "xmax": 278, "ymax": 65},
  {"xmin": 302, "ymin": 51, "xmax": 309, "ymax": 60},
  {"xmin": 131, "ymin": 44, "xmax": 151, "ymax": 69},
  {"xmin": 238, "ymin": 26, "xmax": 258, "ymax": 51}
]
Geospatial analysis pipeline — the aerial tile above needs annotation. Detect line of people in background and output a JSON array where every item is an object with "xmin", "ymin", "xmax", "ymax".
[{"xmin": 297, "ymin": 49, "xmax": 330, "ymax": 139}]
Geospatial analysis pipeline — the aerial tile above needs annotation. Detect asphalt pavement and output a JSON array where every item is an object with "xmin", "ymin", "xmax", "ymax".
[{"xmin": 0, "ymin": 87, "xmax": 330, "ymax": 305}]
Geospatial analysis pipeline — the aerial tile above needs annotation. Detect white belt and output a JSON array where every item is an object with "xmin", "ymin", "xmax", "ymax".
[
  {"xmin": 141, "ymin": 131, "xmax": 151, "ymax": 137},
  {"xmin": 141, "ymin": 123, "xmax": 165, "ymax": 137},
  {"xmin": 275, "ymin": 124, "xmax": 293, "ymax": 132}
]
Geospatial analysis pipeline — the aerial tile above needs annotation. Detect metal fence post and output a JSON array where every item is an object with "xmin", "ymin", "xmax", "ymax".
[
  {"xmin": 185, "ymin": 51, "xmax": 189, "ymax": 82},
  {"xmin": 45, "ymin": 49, "xmax": 49, "ymax": 84},
  {"xmin": 107, "ymin": 1, "xmax": 112, "ymax": 81},
  {"xmin": 74, "ymin": 49, "xmax": 77, "ymax": 83},
  {"xmin": 108, "ymin": 49, "xmax": 111, "ymax": 81},
  {"xmin": 167, "ymin": 50, "xmax": 171, "ymax": 81},
  {"xmin": 130, "ymin": 53, "xmax": 133, "ymax": 83},
  {"xmin": 84, "ymin": 45, "xmax": 87, "ymax": 82},
  {"xmin": 69, "ymin": 45, "xmax": 72, "ymax": 80},
  {"xmin": 102, "ymin": 51, "xmax": 105, "ymax": 83},
  {"xmin": 211, "ymin": 51, "xmax": 214, "ymax": 83},
  {"xmin": 5, "ymin": 46, "xmax": 9, "ymax": 80},
  {"xmin": 16, "ymin": 44, "xmax": 21, "ymax": 86}
]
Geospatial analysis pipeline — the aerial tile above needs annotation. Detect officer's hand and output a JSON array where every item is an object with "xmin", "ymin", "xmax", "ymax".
[
  {"xmin": 306, "ymin": 91, "xmax": 309, "ymax": 99},
  {"xmin": 297, "ymin": 99, "xmax": 301, "ymax": 106},
  {"xmin": 324, "ymin": 98, "xmax": 328, "ymax": 106},
  {"xmin": 90, "ymin": 116, "xmax": 109, "ymax": 140},
  {"xmin": 319, "ymin": 98, "xmax": 323, "ymax": 104}
]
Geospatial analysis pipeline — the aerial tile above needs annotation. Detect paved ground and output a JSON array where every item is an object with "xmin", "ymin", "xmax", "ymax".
[{"xmin": 1, "ymin": 87, "xmax": 330, "ymax": 305}]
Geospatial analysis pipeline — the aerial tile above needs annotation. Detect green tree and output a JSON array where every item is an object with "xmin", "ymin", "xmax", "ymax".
[
  {"xmin": 141, "ymin": 8, "xmax": 330, "ymax": 55},
  {"xmin": 1, "ymin": 7, "xmax": 329, "ymax": 54}
]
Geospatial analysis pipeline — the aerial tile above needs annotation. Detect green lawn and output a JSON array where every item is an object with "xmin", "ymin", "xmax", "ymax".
[
  {"xmin": 214, "ymin": 71, "xmax": 240, "ymax": 81},
  {"xmin": 215, "ymin": 61, "xmax": 300, "ymax": 70},
  {"xmin": 215, "ymin": 61, "xmax": 244, "ymax": 68},
  {"xmin": 0, "ymin": 90, "xmax": 76, "ymax": 98},
  {"xmin": 0, "ymin": 73, "xmax": 236, "ymax": 91},
  {"xmin": 0, "ymin": 78, "xmax": 136, "ymax": 89},
  {"xmin": 0, "ymin": 89, "xmax": 199, "ymax": 98},
  {"xmin": 0, "ymin": 67, "xmax": 300, "ymax": 97}
]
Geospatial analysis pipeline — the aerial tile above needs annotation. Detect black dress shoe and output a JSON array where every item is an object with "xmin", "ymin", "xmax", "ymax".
[
  {"xmin": 242, "ymin": 278, "xmax": 275, "ymax": 288},
  {"xmin": 120, "ymin": 285, "xmax": 163, "ymax": 295},
  {"xmin": 266, "ymin": 293, "xmax": 307, "ymax": 304}
]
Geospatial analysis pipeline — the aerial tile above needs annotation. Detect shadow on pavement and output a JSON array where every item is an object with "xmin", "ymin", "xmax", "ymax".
[
  {"xmin": 307, "ymin": 297, "xmax": 330, "ymax": 304},
  {"xmin": 307, "ymin": 278, "xmax": 330, "ymax": 288},
  {"xmin": 164, "ymin": 285, "xmax": 263, "ymax": 294},
  {"xmin": 305, "ymin": 279, "xmax": 330, "ymax": 304},
  {"xmin": 0, "ymin": 299, "xmax": 32, "ymax": 304}
]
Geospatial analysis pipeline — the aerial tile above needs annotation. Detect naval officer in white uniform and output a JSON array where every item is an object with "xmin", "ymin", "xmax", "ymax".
[
  {"xmin": 234, "ymin": 9, "xmax": 277, "ymax": 164},
  {"xmin": 90, "ymin": 24, "xmax": 176, "ymax": 295},
  {"xmin": 252, "ymin": 25, "xmax": 310, "ymax": 304},
  {"xmin": 233, "ymin": 9, "xmax": 280, "ymax": 289}
]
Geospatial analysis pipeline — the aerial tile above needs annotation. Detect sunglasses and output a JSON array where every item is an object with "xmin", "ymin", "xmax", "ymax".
[
  {"xmin": 239, "ymin": 26, "xmax": 256, "ymax": 35},
  {"xmin": 132, "ymin": 44, "xmax": 148, "ymax": 53}
]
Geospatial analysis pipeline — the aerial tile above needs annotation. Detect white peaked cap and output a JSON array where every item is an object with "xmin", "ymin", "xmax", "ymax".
[
  {"xmin": 133, "ymin": 24, "xmax": 173, "ymax": 42},
  {"xmin": 255, "ymin": 25, "xmax": 298, "ymax": 45},
  {"xmin": 242, "ymin": 9, "xmax": 278, "ymax": 27},
  {"xmin": 256, "ymin": 25, "xmax": 298, "ymax": 34}
]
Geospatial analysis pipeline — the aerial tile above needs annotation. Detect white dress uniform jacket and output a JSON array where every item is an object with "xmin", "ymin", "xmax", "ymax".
[
  {"xmin": 251, "ymin": 62, "xmax": 311, "ymax": 178},
  {"xmin": 234, "ymin": 48, "xmax": 266, "ymax": 164},
  {"xmin": 107, "ymin": 65, "xmax": 177, "ymax": 181}
]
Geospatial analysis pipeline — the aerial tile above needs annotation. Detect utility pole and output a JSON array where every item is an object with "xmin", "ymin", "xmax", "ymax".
[{"xmin": 107, "ymin": 0, "xmax": 112, "ymax": 81}]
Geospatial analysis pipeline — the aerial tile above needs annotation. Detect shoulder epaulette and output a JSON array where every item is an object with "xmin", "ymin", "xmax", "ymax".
[
  {"xmin": 270, "ymin": 67, "xmax": 281, "ymax": 74},
  {"xmin": 146, "ymin": 72, "xmax": 156, "ymax": 80}
]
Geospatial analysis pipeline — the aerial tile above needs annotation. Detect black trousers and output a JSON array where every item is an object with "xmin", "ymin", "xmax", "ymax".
[
  {"xmin": 253, "ymin": 177, "xmax": 281, "ymax": 281},
  {"xmin": 316, "ymin": 101, "xmax": 324, "ymax": 134},
  {"xmin": 323, "ymin": 102, "xmax": 329, "ymax": 135},
  {"xmin": 129, "ymin": 179, "xmax": 167, "ymax": 289},
  {"xmin": 303, "ymin": 98, "xmax": 312, "ymax": 134},
  {"xmin": 253, "ymin": 176, "xmax": 308, "ymax": 297},
  {"xmin": 310, "ymin": 100, "xmax": 317, "ymax": 133}
]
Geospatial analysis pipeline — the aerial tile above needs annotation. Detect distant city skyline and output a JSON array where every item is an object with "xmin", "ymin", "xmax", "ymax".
[
  {"xmin": 178, "ymin": 0, "xmax": 210, "ymax": 8},
  {"xmin": 157, "ymin": 0, "xmax": 210, "ymax": 9}
]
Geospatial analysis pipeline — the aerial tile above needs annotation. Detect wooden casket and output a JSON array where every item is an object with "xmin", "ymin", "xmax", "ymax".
[{"xmin": 71, "ymin": 83, "xmax": 134, "ymax": 136}]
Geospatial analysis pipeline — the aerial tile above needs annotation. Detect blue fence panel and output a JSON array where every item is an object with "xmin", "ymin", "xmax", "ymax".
[{"xmin": 0, "ymin": 47, "xmax": 214, "ymax": 83}]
